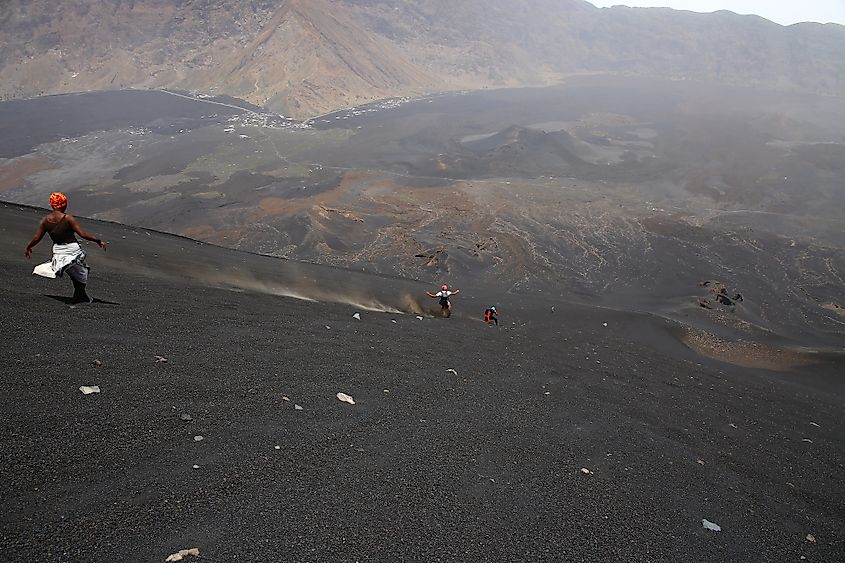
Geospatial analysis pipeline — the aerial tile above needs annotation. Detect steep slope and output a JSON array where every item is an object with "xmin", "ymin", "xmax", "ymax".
[
  {"xmin": 1, "ymin": 0, "xmax": 844, "ymax": 117},
  {"xmin": 1, "ymin": 203, "xmax": 843, "ymax": 561},
  {"xmin": 0, "ymin": 1, "xmax": 277, "ymax": 96},
  {"xmin": 188, "ymin": 0, "xmax": 439, "ymax": 116}
]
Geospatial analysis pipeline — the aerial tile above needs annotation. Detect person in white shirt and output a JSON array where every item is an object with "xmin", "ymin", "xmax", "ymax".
[{"xmin": 426, "ymin": 284, "xmax": 460, "ymax": 317}]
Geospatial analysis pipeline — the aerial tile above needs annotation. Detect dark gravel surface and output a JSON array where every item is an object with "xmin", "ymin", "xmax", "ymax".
[{"xmin": 1, "ymin": 204, "xmax": 843, "ymax": 562}]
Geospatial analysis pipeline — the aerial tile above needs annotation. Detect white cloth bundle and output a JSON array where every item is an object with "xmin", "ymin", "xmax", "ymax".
[{"xmin": 33, "ymin": 242, "xmax": 87, "ymax": 282}]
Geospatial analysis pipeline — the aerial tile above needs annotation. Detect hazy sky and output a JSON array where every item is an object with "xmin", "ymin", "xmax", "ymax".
[{"xmin": 585, "ymin": 1, "xmax": 845, "ymax": 26}]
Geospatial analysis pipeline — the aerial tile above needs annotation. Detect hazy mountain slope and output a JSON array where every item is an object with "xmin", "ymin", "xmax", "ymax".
[
  {"xmin": 0, "ymin": 1, "xmax": 276, "ymax": 95},
  {"xmin": 1, "ymin": 0, "xmax": 844, "ymax": 117},
  {"xmin": 186, "ymin": 0, "xmax": 440, "ymax": 116},
  {"xmin": 572, "ymin": 7, "xmax": 845, "ymax": 93}
]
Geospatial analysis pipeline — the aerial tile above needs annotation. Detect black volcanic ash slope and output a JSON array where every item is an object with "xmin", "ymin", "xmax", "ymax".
[{"xmin": 0, "ymin": 203, "xmax": 843, "ymax": 561}]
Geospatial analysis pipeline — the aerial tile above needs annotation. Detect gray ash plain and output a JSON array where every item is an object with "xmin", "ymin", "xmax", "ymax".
[
  {"xmin": 0, "ymin": 89, "xmax": 245, "ymax": 159},
  {"xmin": 1, "ymin": 203, "xmax": 843, "ymax": 561}
]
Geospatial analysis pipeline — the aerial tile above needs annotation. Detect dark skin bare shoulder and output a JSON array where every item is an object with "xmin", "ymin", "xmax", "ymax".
[
  {"xmin": 25, "ymin": 210, "xmax": 107, "ymax": 258},
  {"xmin": 43, "ymin": 211, "xmax": 77, "ymax": 244}
]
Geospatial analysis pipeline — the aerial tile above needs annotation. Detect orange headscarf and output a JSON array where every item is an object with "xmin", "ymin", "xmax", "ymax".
[{"xmin": 49, "ymin": 192, "xmax": 68, "ymax": 209}]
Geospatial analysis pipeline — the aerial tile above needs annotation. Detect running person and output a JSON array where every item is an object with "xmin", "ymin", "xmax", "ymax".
[
  {"xmin": 25, "ymin": 192, "xmax": 108, "ymax": 303},
  {"xmin": 426, "ymin": 284, "xmax": 460, "ymax": 317},
  {"xmin": 483, "ymin": 306, "xmax": 498, "ymax": 325}
]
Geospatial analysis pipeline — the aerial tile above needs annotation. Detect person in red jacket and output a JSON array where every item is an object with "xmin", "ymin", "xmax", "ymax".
[{"xmin": 483, "ymin": 306, "xmax": 498, "ymax": 325}]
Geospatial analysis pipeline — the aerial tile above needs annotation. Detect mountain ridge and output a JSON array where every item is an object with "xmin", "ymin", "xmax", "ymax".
[{"xmin": 1, "ymin": 0, "xmax": 844, "ymax": 117}]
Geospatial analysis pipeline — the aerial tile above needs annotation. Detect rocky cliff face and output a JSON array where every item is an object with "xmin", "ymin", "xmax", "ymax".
[{"xmin": 1, "ymin": 0, "xmax": 844, "ymax": 117}]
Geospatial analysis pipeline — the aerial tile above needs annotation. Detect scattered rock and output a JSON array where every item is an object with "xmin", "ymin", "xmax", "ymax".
[
  {"xmin": 165, "ymin": 547, "xmax": 200, "ymax": 561},
  {"xmin": 415, "ymin": 315, "xmax": 424, "ymax": 320},
  {"xmin": 179, "ymin": 413, "xmax": 193, "ymax": 422},
  {"xmin": 580, "ymin": 468, "xmax": 593, "ymax": 475},
  {"xmin": 79, "ymin": 386, "xmax": 100, "ymax": 395},
  {"xmin": 729, "ymin": 423, "xmax": 737, "ymax": 429},
  {"xmin": 294, "ymin": 404, "xmax": 303, "ymax": 410},
  {"xmin": 325, "ymin": 325, "xmax": 331, "ymax": 330},
  {"xmin": 802, "ymin": 438, "xmax": 813, "ymax": 443},
  {"xmin": 602, "ymin": 323, "xmax": 608, "ymax": 327},
  {"xmin": 337, "ymin": 392, "xmax": 355, "ymax": 405},
  {"xmin": 700, "ymin": 281, "xmax": 744, "ymax": 309},
  {"xmin": 806, "ymin": 534, "xmax": 816, "ymax": 543},
  {"xmin": 702, "ymin": 519, "xmax": 722, "ymax": 532},
  {"xmin": 282, "ymin": 396, "xmax": 290, "ymax": 402},
  {"xmin": 191, "ymin": 464, "xmax": 200, "ymax": 470},
  {"xmin": 154, "ymin": 355, "xmax": 168, "ymax": 363},
  {"xmin": 809, "ymin": 422, "xmax": 820, "ymax": 427},
  {"xmin": 697, "ymin": 459, "xmax": 705, "ymax": 465},
  {"xmin": 544, "ymin": 391, "xmax": 551, "ymax": 395},
  {"xmin": 445, "ymin": 368, "xmax": 458, "ymax": 375},
  {"xmin": 352, "ymin": 313, "xmax": 361, "ymax": 320},
  {"xmin": 92, "ymin": 360, "xmax": 102, "ymax": 367},
  {"xmin": 274, "ymin": 445, "xmax": 281, "ymax": 450},
  {"xmin": 193, "ymin": 435, "xmax": 204, "ymax": 442},
  {"xmin": 716, "ymin": 293, "xmax": 733, "ymax": 306}
]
